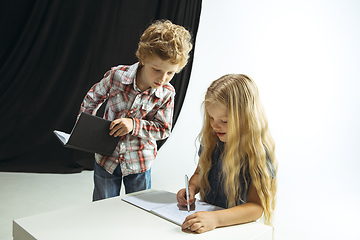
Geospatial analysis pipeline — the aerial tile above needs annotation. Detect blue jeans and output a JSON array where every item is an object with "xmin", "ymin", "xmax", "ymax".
[{"xmin": 93, "ymin": 161, "xmax": 151, "ymax": 201}]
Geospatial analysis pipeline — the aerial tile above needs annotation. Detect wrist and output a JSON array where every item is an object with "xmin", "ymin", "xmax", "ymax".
[
  {"xmin": 189, "ymin": 183, "xmax": 199, "ymax": 195},
  {"xmin": 212, "ymin": 210, "xmax": 222, "ymax": 228}
]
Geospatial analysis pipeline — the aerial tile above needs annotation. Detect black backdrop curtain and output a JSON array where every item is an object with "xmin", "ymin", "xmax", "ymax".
[{"xmin": 0, "ymin": 0, "xmax": 202, "ymax": 173}]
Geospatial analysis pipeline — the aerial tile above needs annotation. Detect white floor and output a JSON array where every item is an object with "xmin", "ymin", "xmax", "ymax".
[
  {"xmin": 0, "ymin": 171, "xmax": 95, "ymax": 240},
  {"xmin": 1, "ymin": 171, "xmax": 359, "ymax": 240}
]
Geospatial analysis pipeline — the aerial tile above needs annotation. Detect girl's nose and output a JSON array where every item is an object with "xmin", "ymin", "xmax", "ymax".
[{"xmin": 211, "ymin": 122, "xmax": 220, "ymax": 130}]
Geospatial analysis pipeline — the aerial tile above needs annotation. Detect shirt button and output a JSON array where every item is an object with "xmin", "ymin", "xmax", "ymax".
[
  {"xmin": 115, "ymin": 160, "xmax": 119, "ymax": 163},
  {"xmin": 119, "ymin": 143, "xmax": 126, "ymax": 153}
]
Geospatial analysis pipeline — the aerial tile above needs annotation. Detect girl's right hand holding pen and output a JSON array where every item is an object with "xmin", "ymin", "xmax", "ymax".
[
  {"xmin": 176, "ymin": 187, "xmax": 195, "ymax": 207},
  {"xmin": 177, "ymin": 186, "xmax": 219, "ymax": 233}
]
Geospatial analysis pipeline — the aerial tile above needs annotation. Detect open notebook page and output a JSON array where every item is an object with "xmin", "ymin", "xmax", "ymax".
[
  {"xmin": 151, "ymin": 199, "xmax": 223, "ymax": 226},
  {"xmin": 53, "ymin": 130, "xmax": 70, "ymax": 144},
  {"xmin": 122, "ymin": 190, "xmax": 178, "ymax": 211}
]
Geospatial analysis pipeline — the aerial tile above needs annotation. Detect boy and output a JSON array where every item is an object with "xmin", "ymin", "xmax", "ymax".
[{"xmin": 79, "ymin": 20, "xmax": 193, "ymax": 201}]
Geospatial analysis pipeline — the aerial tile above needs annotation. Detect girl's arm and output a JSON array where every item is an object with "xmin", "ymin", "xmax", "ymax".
[
  {"xmin": 177, "ymin": 167, "xmax": 200, "ymax": 206},
  {"xmin": 181, "ymin": 181, "xmax": 264, "ymax": 234}
]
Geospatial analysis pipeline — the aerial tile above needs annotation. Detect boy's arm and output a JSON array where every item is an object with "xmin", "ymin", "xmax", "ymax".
[
  {"xmin": 131, "ymin": 92, "xmax": 175, "ymax": 140},
  {"xmin": 79, "ymin": 70, "xmax": 112, "ymax": 117}
]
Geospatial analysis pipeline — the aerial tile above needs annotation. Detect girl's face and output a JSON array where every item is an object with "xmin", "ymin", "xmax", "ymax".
[{"xmin": 206, "ymin": 101, "xmax": 228, "ymax": 142}]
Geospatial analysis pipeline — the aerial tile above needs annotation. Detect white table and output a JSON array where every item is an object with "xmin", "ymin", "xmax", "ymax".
[{"xmin": 13, "ymin": 190, "xmax": 272, "ymax": 240}]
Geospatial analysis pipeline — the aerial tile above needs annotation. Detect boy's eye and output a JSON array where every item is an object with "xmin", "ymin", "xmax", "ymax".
[
  {"xmin": 153, "ymin": 68, "xmax": 160, "ymax": 72},
  {"xmin": 167, "ymin": 72, "xmax": 174, "ymax": 75},
  {"xmin": 221, "ymin": 120, "xmax": 227, "ymax": 123}
]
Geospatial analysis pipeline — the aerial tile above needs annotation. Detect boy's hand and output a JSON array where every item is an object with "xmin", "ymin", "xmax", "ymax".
[{"xmin": 109, "ymin": 118, "xmax": 133, "ymax": 137}]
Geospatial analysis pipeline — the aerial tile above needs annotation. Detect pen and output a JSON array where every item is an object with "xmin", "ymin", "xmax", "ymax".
[{"xmin": 185, "ymin": 175, "xmax": 190, "ymax": 212}]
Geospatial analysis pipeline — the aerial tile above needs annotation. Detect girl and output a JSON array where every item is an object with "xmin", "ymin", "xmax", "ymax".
[{"xmin": 177, "ymin": 74, "xmax": 277, "ymax": 233}]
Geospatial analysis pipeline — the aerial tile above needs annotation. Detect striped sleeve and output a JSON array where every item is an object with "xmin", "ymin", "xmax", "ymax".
[{"xmin": 132, "ymin": 91, "xmax": 175, "ymax": 140}]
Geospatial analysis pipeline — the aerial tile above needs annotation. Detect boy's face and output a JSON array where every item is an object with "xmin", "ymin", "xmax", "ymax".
[
  {"xmin": 206, "ymin": 102, "xmax": 228, "ymax": 143},
  {"xmin": 137, "ymin": 56, "xmax": 179, "ymax": 91}
]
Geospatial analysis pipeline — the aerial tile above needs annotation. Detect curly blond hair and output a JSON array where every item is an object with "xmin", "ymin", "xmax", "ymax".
[
  {"xmin": 198, "ymin": 74, "xmax": 278, "ymax": 226},
  {"xmin": 136, "ymin": 20, "xmax": 193, "ymax": 73}
]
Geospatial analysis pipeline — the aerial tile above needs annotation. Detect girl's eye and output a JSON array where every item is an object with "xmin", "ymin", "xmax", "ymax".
[
  {"xmin": 221, "ymin": 120, "xmax": 227, "ymax": 123},
  {"xmin": 153, "ymin": 68, "xmax": 160, "ymax": 72},
  {"xmin": 167, "ymin": 72, "xmax": 174, "ymax": 75}
]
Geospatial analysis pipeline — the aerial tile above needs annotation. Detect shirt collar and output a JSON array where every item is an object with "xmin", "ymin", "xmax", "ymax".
[
  {"xmin": 119, "ymin": 62, "xmax": 138, "ymax": 85},
  {"xmin": 121, "ymin": 62, "xmax": 163, "ymax": 98}
]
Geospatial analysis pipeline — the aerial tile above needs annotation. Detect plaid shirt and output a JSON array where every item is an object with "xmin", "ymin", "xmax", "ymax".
[{"xmin": 79, "ymin": 62, "xmax": 175, "ymax": 175}]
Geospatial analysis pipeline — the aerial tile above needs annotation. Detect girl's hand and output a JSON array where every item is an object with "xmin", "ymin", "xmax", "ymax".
[
  {"xmin": 177, "ymin": 188, "xmax": 195, "ymax": 207},
  {"xmin": 182, "ymin": 211, "xmax": 219, "ymax": 233},
  {"xmin": 109, "ymin": 118, "xmax": 133, "ymax": 137}
]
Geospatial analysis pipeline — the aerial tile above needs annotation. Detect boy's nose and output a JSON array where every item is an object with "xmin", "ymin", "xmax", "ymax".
[{"xmin": 161, "ymin": 74, "xmax": 167, "ymax": 82}]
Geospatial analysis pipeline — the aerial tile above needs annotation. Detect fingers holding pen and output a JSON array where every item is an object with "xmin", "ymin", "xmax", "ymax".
[
  {"xmin": 177, "ymin": 188, "xmax": 196, "ymax": 207},
  {"xmin": 176, "ymin": 188, "xmax": 188, "ymax": 206},
  {"xmin": 187, "ymin": 186, "xmax": 196, "ymax": 205}
]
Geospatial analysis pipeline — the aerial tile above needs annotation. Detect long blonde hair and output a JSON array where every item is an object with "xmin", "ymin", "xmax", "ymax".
[{"xmin": 198, "ymin": 74, "xmax": 277, "ymax": 225}]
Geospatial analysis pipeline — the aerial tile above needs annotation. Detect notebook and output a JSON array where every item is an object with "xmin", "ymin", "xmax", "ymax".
[
  {"xmin": 122, "ymin": 190, "xmax": 223, "ymax": 226},
  {"xmin": 53, "ymin": 112, "xmax": 119, "ymax": 155}
]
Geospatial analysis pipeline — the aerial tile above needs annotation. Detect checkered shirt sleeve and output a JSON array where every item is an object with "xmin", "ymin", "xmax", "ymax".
[{"xmin": 78, "ymin": 63, "xmax": 175, "ymax": 175}]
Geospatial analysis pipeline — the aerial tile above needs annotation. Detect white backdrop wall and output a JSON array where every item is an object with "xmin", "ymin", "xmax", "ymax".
[{"xmin": 152, "ymin": 1, "xmax": 360, "ymax": 239}]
